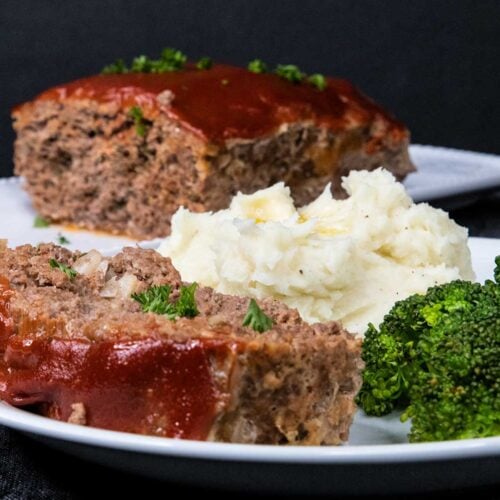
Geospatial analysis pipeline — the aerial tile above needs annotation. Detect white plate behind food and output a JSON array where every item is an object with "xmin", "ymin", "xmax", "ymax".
[
  {"xmin": 1, "ymin": 145, "xmax": 500, "ymax": 252},
  {"xmin": 407, "ymin": 145, "xmax": 500, "ymax": 202},
  {"xmin": 0, "ymin": 237, "xmax": 498, "ymax": 495}
]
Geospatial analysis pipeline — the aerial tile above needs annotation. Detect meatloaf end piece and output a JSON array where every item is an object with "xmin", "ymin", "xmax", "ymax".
[
  {"xmin": 13, "ymin": 65, "xmax": 414, "ymax": 239},
  {"xmin": 0, "ymin": 243, "xmax": 363, "ymax": 445}
]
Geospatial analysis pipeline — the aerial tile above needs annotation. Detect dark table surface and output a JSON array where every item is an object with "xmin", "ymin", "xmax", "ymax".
[{"xmin": 1, "ymin": 191, "xmax": 499, "ymax": 500}]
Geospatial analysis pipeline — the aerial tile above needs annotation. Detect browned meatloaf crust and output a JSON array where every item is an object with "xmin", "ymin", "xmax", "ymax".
[
  {"xmin": 13, "ymin": 65, "xmax": 414, "ymax": 240},
  {"xmin": 0, "ymin": 242, "xmax": 363, "ymax": 445}
]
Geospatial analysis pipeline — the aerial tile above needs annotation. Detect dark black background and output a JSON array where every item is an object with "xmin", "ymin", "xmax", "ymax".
[{"xmin": 1, "ymin": 0, "xmax": 499, "ymax": 178}]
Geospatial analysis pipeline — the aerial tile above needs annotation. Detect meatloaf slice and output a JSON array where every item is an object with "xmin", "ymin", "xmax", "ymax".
[
  {"xmin": 0, "ymin": 242, "xmax": 362, "ymax": 445},
  {"xmin": 13, "ymin": 65, "xmax": 414, "ymax": 240}
]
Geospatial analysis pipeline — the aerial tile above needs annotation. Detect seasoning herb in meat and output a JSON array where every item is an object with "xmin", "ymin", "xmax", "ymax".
[
  {"xmin": 0, "ymin": 242, "xmax": 363, "ymax": 445},
  {"xmin": 12, "ymin": 63, "xmax": 414, "ymax": 240}
]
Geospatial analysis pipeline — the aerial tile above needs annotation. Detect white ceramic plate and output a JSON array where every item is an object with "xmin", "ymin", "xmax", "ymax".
[
  {"xmin": 406, "ymin": 145, "xmax": 500, "ymax": 202},
  {"xmin": 1, "ymin": 145, "xmax": 500, "ymax": 253},
  {"xmin": 0, "ymin": 237, "xmax": 498, "ymax": 495}
]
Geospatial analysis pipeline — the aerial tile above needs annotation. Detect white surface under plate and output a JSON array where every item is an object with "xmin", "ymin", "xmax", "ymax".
[
  {"xmin": 0, "ymin": 145, "xmax": 500, "ymax": 252},
  {"xmin": 0, "ymin": 237, "xmax": 498, "ymax": 495}
]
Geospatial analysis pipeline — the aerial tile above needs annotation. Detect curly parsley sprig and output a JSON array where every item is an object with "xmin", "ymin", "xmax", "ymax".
[{"xmin": 132, "ymin": 283, "xmax": 199, "ymax": 320}]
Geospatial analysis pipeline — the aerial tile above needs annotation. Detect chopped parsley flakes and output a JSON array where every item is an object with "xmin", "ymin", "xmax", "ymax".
[
  {"xmin": 196, "ymin": 57, "xmax": 213, "ymax": 70},
  {"xmin": 248, "ymin": 59, "xmax": 267, "ymax": 74},
  {"xmin": 128, "ymin": 106, "xmax": 147, "ymax": 137},
  {"xmin": 242, "ymin": 299, "xmax": 274, "ymax": 333},
  {"xmin": 49, "ymin": 259, "xmax": 77, "ymax": 280},
  {"xmin": 132, "ymin": 283, "xmax": 199, "ymax": 320},
  {"xmin": 100, "ymin": 50, "xmax": 328, "ymax": 91},
  {"xmin": 33, "ymin": 215, "xmax": 50, "ymax": 228},
  {"xmin": 246, "ymin": 60, "xmax": 327, "ymax": 90},
  {"xmin": 307, "ymin": 73, "xmax": 327, "ymax": 91},
  {"xmin": 275, "ymin": 64, "xmax": 305, "ymax": 84},
  {"xmin": 101, "ymin": 58, "xmax": 128, "ymax": 75},
  {"xmin": 57, "ymin": 233, "xmax": 71, "ymax": 245},
  {"xmin": 101, "ymin": 48, "xmax": 187, "ymax": 74}
]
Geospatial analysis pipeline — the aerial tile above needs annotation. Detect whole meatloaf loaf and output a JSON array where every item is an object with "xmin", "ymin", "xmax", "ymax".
[
  {"xmin": 13, "ymin": 62, "xmax": 414, "ymax": 240},
  {"xmin": 0, "ymin": 242, "xmax": 362, "ymax": 445}
]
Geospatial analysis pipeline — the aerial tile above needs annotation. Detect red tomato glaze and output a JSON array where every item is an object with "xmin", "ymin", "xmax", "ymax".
[
  {"xmin": 0, "ymin": 280, "xmax": 236, "ymax": 439},
  {"xmin": 25, "ymin": 65, "xmax": 406, "ymax": 145}
]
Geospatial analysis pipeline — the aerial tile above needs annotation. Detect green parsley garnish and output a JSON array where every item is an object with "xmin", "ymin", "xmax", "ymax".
[
  {"xmin": 101, "ymin": 58, "xmax": 128, "ymax": 74},
  {"xmin": 128, "ymin": 106, "xmax": 147, "ymax": 137},
  {"xmin": 174, "ymin": 283, "xmax": 199, "ymax": 318},
  {"xmin": 132, "ymin": 283, "xmax": 199, "ymax": 320},
  {"xmin": 157, "ymin": 47, "xmax": 187, "ymax": 71},
  {"xmin": 103, "ymin": 48, "xmax": 188, "ymax": 75},
  {"xmin": 248, "ymin": 59, "xmax": 267, "ymax": 74},
  {"xmin": 33, "ymin": 215, "xmax": 50, "ymax": 228},
  {"xmin": 242, "ymin": 299, "xmax": 274, "ymax": 333},
  {"xmin": 130, "ymin": 55, "xmax": 152, "ymax": 73},
  {"xmin": 49, "ymin": 259, "xmax": 77, "ymax": 280},
  {"xmin": 275, "ymin": 64, "xmax": 305, "ymax": 84},
  {"xmin": 100, "ymin": 52, "xmax": 327, "ymax": 91},
  {"xmin": 132, "ymin": 284, "xmax": 172, "ymax": 314},
  {"xmin": 307, "ymin": 73, "xmax": 327, "ymax": 91},
  {"xmin": 196, "ymin": 57, "xmax": 213, "ymax": 70},
  {"xmin": 57, "ymin": 233, "xmax": 70, "ymax": 245}
]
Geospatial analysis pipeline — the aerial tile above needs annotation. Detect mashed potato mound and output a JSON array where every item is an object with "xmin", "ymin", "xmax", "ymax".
[{"xmin": 158, "ymin": 169, "xmax": 474, "ymax": 335}]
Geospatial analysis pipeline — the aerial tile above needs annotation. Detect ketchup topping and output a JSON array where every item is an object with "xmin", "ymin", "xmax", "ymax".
[
  {"xmin": 26, "ymin": 65, "xmax": 406, "ymax": 145},
  {"xmin": 0, "ymin": 275, "xmax": 238, "ymax": 439},
  {"xmin": 2, "ymin": 335, "xmax": 237, "ymax": 440}
]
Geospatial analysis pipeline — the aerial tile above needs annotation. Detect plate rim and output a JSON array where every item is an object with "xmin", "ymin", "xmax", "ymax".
[
  {"xmin": 0, "ymin": 401, "xmax": 499, "ymax": 464},
  {"xmin": 407, "ymin": 144, "xmax": 500, "ymax": 202}
]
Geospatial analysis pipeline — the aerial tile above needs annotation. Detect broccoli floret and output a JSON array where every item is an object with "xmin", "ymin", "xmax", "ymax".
[
  {"xmin": 357, "ymin": 259, "xmax": 500, "ymax": 442},
  {"xmin": 404, "ymin": 315, "xmax": 500, "ymax": 442}
]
